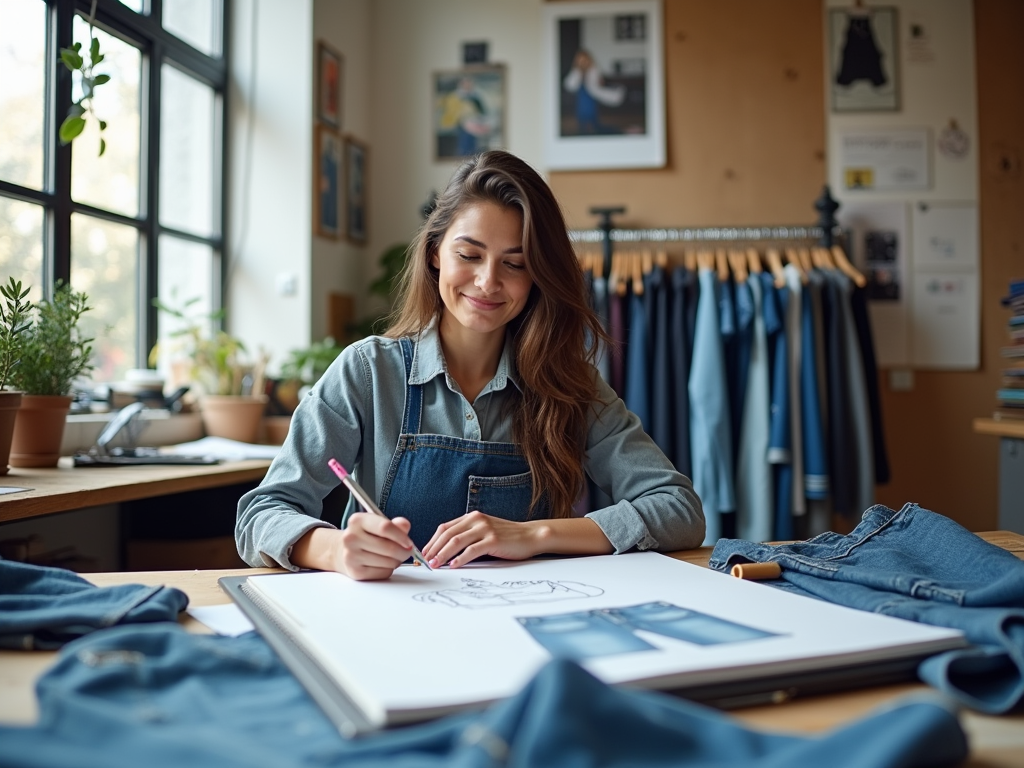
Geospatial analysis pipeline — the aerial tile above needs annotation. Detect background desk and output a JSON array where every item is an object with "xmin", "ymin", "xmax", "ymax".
[
  {"xmin": 1, "ymin": 533, "xmax": 1022, "ymax": 767},
  {"xmin": 973, "ymin": 418, "xmax": 1024, "ymax": 534}
]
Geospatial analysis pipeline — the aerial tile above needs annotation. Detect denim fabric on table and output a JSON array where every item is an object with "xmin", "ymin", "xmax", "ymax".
[
  {"xmin": 710, "ymin": 502, "xmax": 1024, "ymax": 714},
  {"xmin": 0, "ymin": 559, "xmax": 188, "ymax": 650},
  {"xmin": 0, "ymin": 622, "xmax": 968, "ymax": 768}
]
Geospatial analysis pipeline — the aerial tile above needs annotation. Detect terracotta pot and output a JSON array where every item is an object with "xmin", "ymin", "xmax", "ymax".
[
  {"xmin": 0, "ymin": 391, "xmax": 23, "ymax": 476},
  {"xmin": 10, "ymin": 394, "xmax": 73, "ymax": 468},
  {"xmin": 200, "ymin": 395, "xmax": 268, "ymax": 444},
  {"xmin": 263, "ymin": 415, "xmax": 292, "ymax": 445}
]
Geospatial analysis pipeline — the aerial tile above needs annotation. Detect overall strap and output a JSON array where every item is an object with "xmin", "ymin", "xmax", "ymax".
[{"xmin": 398, "ymin": 337, "xmax": 423, "ymax": 435}]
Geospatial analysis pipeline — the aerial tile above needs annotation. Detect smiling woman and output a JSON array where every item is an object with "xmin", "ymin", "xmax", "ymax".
[{"xmin": 237, "ymin": 150, "xmax": 705, "ymax": 582}]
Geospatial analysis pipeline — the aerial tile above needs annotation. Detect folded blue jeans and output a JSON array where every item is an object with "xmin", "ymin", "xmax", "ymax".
[
  {"xmin": 0, "ymin": 623, "xmax": 967, "ymax": 768},
  {"xmin": 0, "ymin": 558, "xmax": 188, "ymax": 650},
  {"xmin": 710, "ymin": 503, "xmax": 1024, "ymax": 713}
]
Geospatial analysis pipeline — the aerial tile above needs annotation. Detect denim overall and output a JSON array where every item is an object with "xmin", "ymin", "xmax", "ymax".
[{"xmin": 377, "ymin": 338, "xmax": 548, "ymax": 550}]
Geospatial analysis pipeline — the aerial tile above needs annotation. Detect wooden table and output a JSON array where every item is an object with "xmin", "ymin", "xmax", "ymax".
[
  {"xmin": 0, "ymin": 458, "xmax": 272, "ymax": 524},
  {"xmin": 973, "ymin": 418, "xmax": 1024, "ymax": 534},
  {"xmin": 2, "ymin": 534, "xmax": 1022, "ymax": 766}
]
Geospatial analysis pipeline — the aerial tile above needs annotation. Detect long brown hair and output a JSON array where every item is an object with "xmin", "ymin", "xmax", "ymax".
[{"xmin": 386, "ymin": 151, "xmax": 607, "ymax": 518}]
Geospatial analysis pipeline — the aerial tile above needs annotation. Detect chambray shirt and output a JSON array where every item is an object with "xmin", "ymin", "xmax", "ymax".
[{"xmin": 236, "ymin": 325, "xmax": 704, "ymax": 570}]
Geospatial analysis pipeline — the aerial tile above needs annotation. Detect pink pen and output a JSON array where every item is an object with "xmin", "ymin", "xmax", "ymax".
[{"xmin": 327, "ymin": 458, "xmax": 432, "ymax": 569}]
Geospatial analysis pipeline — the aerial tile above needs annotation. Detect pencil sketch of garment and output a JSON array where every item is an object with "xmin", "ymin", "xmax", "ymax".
[{"xmin": 414, "ymin": 579, "xmax": 604, "ymax": 609}]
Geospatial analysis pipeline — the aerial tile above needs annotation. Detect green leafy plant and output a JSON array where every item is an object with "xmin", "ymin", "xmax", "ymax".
[
  {"xmin": 0, "ymin": 279, "xmax": 33, "ymax": 391},
  {"xmin": 11, "ymin": 282, "xmax": 94, "ymax": 396},
  {"xmin": 152, "ymin": 296, "xmax": 267, "ymax": 397},
  {"xmin": 58, "ymin": 3, "xmax": 110, "ymax": 156},
  {"xmin": 350, "ymin": 243, "xmax": 410, "ymax": 339},
  {"xmin": 280, "ymin": 337, "xmax": 345, "ymax": 387}
]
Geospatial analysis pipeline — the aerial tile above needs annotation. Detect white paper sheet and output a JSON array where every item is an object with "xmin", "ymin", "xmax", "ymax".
[
  {"xmin": 246, "ymin": 552, "xmax": 965, "ymax": 725},
  {"xmin": 160, "ymin": 436, "xmax": 281, "ymax": 461},
  {"xmin": 0, "ymin": 487, "xmax": 30, "ymax": 496},
  {"xmin": 187, "ymin": 603, "xmax": 256, "ymax": 637}
]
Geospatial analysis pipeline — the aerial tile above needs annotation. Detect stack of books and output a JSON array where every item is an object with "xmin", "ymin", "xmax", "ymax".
[{"xmin": 997, "ymin": 278, "xmax": 1024, "ymax": 421}]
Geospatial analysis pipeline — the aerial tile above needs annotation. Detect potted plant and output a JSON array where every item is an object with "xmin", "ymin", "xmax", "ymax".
[
  {"xmin": 153, "ymin": 297, "xmax": 269, "ymax": 444},
  {"xmin": 0, "ymin": 278, "xmax": 33, "ymax": 474},
  {"xmin": 267, "ymin": 337, "xmax": 346, "ymax": 444},
  {"xmin": 9, "ymin": 282, "xmax": 94, "ymax": 468}
]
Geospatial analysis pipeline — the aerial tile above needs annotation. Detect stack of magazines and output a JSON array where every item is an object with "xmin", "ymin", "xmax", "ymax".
[{"xmin": 997, "ymin": 278, "xmax": 1024, "ymax": 421}]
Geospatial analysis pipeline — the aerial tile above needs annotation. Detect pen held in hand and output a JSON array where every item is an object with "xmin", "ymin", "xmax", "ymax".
[{"xmin": 327, "ymin": 458, "xmax": 432, "ymax": 570}]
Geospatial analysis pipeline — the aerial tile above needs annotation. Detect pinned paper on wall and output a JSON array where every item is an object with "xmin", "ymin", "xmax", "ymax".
[
  {"xmin": 911, "ymin": 201, "xmax": 979, "ymax": 269},
  {"xmin": 839, "ymin": 129, "xmax": 930, "ymax": 191},
  {"xmin": 910, "ymin": 272, "xmax": 980, "ymax": 369}
]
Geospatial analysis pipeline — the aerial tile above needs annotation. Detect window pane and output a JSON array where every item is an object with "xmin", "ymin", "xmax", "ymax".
[
  {"xmin": 70, "ymin": 17, "xmax": 141, "ymax": 218},
  {"xmin": 0, "ymin": 0, "xmax": 46, "ymax": 190},
  {"xmin": 0, "ymin": 198, "xmax": 44, "ymax": 303},
  {"xmin": 163, "ymin": 0, "xmax": 221, "ymax": 57},
  {"xmin": 118, "ymin": 0, "xmax": 145, "ymax": 13},
  {"xmin": 156, "ymin": 236, "xmax": 214, "ymax": 383},
  {"xmin": 160, "ymin": 65, "xmax": 216, "ymax": 237},
  {"xmin": 71, "ymin": 214, "xmax": 139, "ymax": 382}
]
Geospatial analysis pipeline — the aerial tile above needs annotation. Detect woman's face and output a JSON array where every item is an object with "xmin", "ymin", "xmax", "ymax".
[{"xmin": 431, "ymin": 201, "xmax": 534, "ymax": 341}]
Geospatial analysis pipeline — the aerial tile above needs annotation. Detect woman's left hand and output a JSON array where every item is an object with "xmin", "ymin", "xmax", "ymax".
[{"xmin": 422, "ymin": 511, "xmax": 545, "ymax": 569}]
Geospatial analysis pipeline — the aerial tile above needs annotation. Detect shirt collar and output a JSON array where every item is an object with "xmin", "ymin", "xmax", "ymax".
[{"xmin": 409, "ymin": 321, "xmax": 522, "ymax": 394}]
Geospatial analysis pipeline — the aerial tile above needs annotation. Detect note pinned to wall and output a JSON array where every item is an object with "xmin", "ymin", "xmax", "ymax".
[
  {"xmin": 911, "ymin": 201, "xmax": 979, "ymax": 269},
  {"xmin": 910, "ymin": 272, "xmax": 980, "ymax": 369}
]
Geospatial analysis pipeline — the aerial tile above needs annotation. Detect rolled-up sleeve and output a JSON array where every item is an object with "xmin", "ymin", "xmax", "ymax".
[
  {"xmin": 583, "ymin": 375, "xmax": 705, "ymax": 553},
  {"xmin": 235, "ymin": 346, "xmax": 369, "ymax": 570}
]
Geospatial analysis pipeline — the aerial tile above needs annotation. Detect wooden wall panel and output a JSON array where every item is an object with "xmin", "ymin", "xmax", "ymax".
[{"xmin": 548, "ymin": 0, "xmax": 827, "ymax": 230}]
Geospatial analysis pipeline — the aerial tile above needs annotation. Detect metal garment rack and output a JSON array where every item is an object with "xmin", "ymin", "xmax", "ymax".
[{"xmin": 572, "ymin": 187, "xmax": 846, "ymax": 278}]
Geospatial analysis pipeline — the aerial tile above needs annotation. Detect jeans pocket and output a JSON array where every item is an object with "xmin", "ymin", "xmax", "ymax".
[{"xmin": 467, "ymin": 471, "xmax": 536, "ymax": 521}]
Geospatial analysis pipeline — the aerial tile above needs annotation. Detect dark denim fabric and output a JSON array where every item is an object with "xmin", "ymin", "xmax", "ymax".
[
  {"xmin": 0, "ymin": 623, "xmax": 968, "ymax": 768},
  {"xmin": 625, "ymin": 290, "xmax": 651, "ymax": 429},
  {"xmin": 649, "ymin": 265, "xmax": 673, "ymax": 458},
  {"xmin": 0, "ymin": 559, "xmax": 188, "ymax": 650},
  {"xmin": 709, "ymin": 503, "xmax": 1024, "ymax": 713},
  {"xmin": 670, "ymin": 267, "xmax": 695, "ymax": 478}
]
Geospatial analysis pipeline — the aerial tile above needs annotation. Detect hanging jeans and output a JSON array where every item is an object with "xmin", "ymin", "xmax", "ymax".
[
  {"xmin": 0, "ymin": 622, "xmax": 968, "ymax": 768},
  {"xmin": 709, "ymin": 502, "xmax": 1024, "ymax": 714},
  {"xmin": 0, "ymin": 559, "xmax": 188, "ymax": 650}
]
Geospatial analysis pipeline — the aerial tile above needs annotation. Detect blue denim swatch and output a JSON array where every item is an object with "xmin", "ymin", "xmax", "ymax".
[
  {"xmin": 0, "ymin": 622, "xmax": 967, "ymax": 768},
  {"xmin": 710, "ymin": 502, "xmax": 1024, "ymax": 713},
  {"xmin": 0, "ymin": 559, "xmax": 188, "ymax": 650}
]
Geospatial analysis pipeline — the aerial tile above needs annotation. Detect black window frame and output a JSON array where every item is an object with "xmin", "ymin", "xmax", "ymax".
[{"xmin": 0, "ymin": 0, "xmax": 230, "ymax": 373}]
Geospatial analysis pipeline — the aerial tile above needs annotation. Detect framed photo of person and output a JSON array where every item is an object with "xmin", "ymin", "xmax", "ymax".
[
  {"xmin": 542, "ymin": 0, "xmax": 665, "ymax": 170},
  {"xmin": 432, "ymin": 65, "xmax": 506, "ymax": 161},
  {"xmin": 314, "ymin": 125, "xmax": 342, "ymax": 239},
  {"xmin": 828, "ymin": 7, "xmax": 899, "ymax": 112},
  {"xmin": 318, "ymin": 41, "xmax": 343, "ymax": 127},
  {"xmin": 344, "ymin": 135, "xmax": 368, "ymax": 244}
]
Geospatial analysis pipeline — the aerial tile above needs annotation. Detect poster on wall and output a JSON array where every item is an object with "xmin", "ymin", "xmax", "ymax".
[
  {"xmin": 317, "ymin": 41, "xmax": 343, "ymax": 129},
  {"xmin": 828, "ymin": 6, "xmax": 899, "ymax": 112},
  {"xmin": 433, "ymin": 66, "xmax": 506, "ymax": 161},
  {"xmin": 839, "ymin": 128, "xmax": 930, "ymax": 191},
  {"xmin": 542, "ymin": 0, "xmax": 665, "ymax": 170},
  {"xmin": 344, "ymin": 135, "xmax": 368, "ymax": 244},
  {"xmin": 314, "ymin": 125, "xmax": 342, "ymax": 240}
]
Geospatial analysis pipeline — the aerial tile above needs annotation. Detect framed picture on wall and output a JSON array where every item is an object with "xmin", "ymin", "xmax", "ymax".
[
  {"xmin": 542, "ymin": 0, "xmax": 665, "ymax": 170},
  {"xmin": 344, "ymin": 135, "xmax": 368, "ymax": 244},
  {"xmin": 318, "ymin": 41, "xmax": 343, "ymax": 127},
  {"xmin": 828, "ymin": 7, "xmax": 899, "ymax": 112},
  {"xmin": 433, "ymin": 65, "xmax": 506, "ymax": 161},
  {"xmin": 314, "ymin": 125, "xmax": 342, "ymax": 239}
]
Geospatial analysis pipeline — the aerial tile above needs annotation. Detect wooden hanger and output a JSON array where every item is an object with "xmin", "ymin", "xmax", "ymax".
[
  {"xmin": 632, "ymin": 251, "xmax": 645, "ymax": 296},
  {"xmin": 797, "ymin": 247, "xmax": 813, "ymax": 273},
  {"xmin": 684, "ymin": 249, "xmax": 698, "ymax": 272},
  {"xmin": 746, "ymin": 247, "xmax": 763, "ymax": 275},
  {"xmin": 831, "ymin": 245, "xmax": 867, "ymax": 287},
  {"xmin": 715, "ymin": 248, "xmax": 730, "ymax": 283},
  {"xmin": 765, "ymin": 248, "xmax": 786, "ymax": 288},
  {"xmin": 784, "ymin": 247, "xmax": 809, "ymax": 284},
  {"xmin": 728, "ymin": 249, "xmax": 748, "ymax": 283},
  {"xmin": 812, "ymin": 246, "xmax": 836, "ymax": 269},
  {"xmin": 592, "ymin": 251, "xmax": 604, "ymax": 279},
  {"xmin": 655, "ymin": 250, "xmax": 669, "ymax": 269},
  {"xmin": 697, "ymin": 249, "xmax": 715, "ymax": 272},
  {"xmin": 641, "ymin": 250, "xmax": 653, "ymax": 276}
]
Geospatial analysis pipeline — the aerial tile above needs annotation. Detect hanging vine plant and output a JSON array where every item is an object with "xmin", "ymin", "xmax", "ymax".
[{"xmin": 58, "ymin": 1, "xmax": 110, "ymax": 156}]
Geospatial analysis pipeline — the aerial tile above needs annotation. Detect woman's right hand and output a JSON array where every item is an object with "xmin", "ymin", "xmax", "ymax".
[{"xmin": 293, "ymin": 515, "xmax": 415, "ymax": 581}]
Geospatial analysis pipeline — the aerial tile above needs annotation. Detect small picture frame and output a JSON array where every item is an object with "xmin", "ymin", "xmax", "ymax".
[
  {"xmin": 314, "ymin": 125, "xmax": 342, "ymax": 239},
  {"xmin": 433, "ymin": 65, "xmax": 506, "ymax": 161},
  {"xmin": 542, "ymin": 0, "xmax": 666, "ymax": 170},
  {"xmin": 317, "ymin": 41, "xmax": 343, "ymax": 127},
  {"xmin": 344, "ymin": 135, "xmax": 367, "ymax": 244},
  {"xmin": 828, "ymin": 7, "xmax": 899, "ymax": 113}
]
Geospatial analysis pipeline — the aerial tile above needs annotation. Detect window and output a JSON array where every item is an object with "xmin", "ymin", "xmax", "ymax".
[{"xmin": 0, "ymin": 0, "xmax": 227, "ymax": 383}]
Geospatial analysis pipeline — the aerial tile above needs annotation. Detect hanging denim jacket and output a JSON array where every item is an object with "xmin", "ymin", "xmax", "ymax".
[
  {"xmin": 0, "ymin": 558, "xmax": 188, "ymax": 650},
  {"xmin": 709, "ymin": 502, "xmax": 1024, "ymax": 714},
  {"xmin": 0, "ymin": 622, "xmax": 967, "ymax": 768}
]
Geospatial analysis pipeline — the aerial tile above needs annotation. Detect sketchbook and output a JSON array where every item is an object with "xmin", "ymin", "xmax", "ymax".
[{"xmin": 220, "ymin": 552, "xmax": 966, "ymax": 736}]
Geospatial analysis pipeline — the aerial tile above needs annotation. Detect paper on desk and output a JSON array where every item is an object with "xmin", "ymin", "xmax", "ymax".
[
  {"xmin": 187, "ymin": 603, "xmax": 255, "ymax": 637},
  {"xmin": 0, "ymin": 487, "xmax": 31, "ymax": 495},
  {"xmin": 161, "ymin": 436, "xmax": 282, "ymax": 462}
]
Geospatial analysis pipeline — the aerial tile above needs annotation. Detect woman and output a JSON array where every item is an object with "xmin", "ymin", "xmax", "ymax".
[{"xmin": 236, "ymin": 151, "xmax": 703, "ymax": 580}]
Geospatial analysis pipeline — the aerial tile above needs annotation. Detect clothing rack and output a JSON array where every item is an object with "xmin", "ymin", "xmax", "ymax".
[{"xmin": 573, "ymin": 187, "xmax": 847, "ymax": 279}]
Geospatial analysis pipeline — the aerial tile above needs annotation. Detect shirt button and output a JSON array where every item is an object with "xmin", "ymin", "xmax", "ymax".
[{"xmin": 466, "ymin": 412, "xmax": 474, "ymax": 421}]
